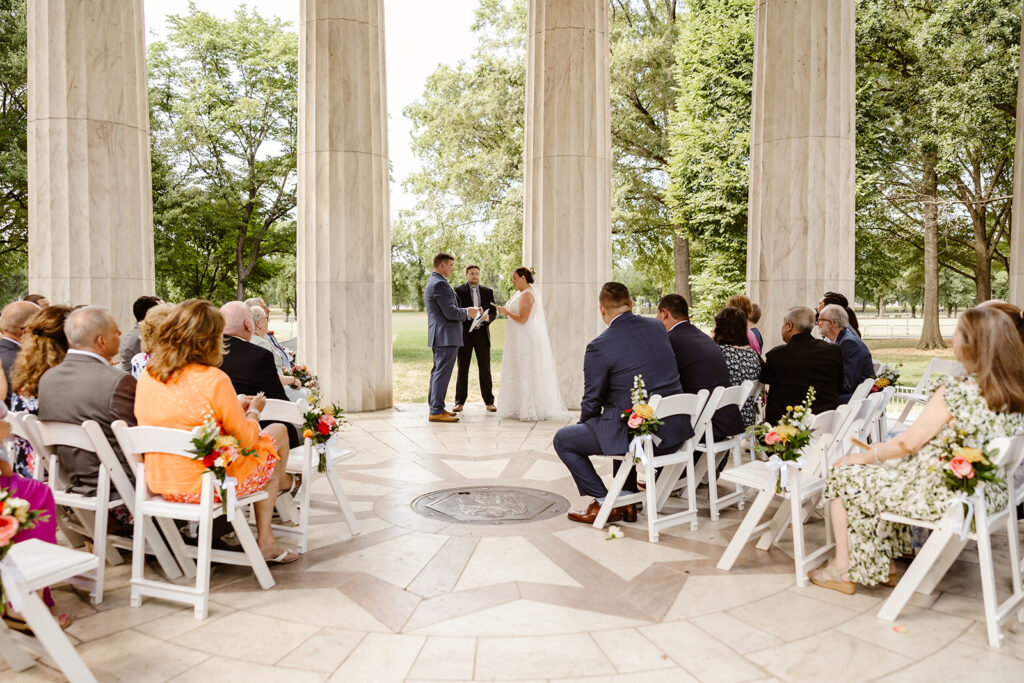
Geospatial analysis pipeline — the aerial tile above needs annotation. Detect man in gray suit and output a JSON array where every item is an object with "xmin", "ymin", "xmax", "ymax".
[
  {"xmin": 38, "ymin": 306, "xmax": 136, "ymax": 494},
  {"xmin": 425, "ymin": 252, "xmax": 479, "ymax": 423}
]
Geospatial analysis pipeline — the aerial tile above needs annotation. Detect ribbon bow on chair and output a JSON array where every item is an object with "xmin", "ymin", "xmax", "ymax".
[
  {"xmin": 763, "ymin": 455, "xmax": 802, "ymax": 491},
  {"xmin": 221, "ymin": 476, "xmax": 238, "ymax": 522},
  {"xmin": 629, "ymin": 434, "xmax": 653, "ymax": 465},
  {"xmin": 944, "ymin": 490, "xmax": 975, "ymax": 541}
]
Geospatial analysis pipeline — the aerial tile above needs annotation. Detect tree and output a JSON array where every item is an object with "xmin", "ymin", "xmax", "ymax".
[
  {"xmin": 148, "ymin": 4, "xmax": 297, "ymax": 301},
  {"xmin": 0, "ymin": 0, "xmax": 28, "ymax": 302}
]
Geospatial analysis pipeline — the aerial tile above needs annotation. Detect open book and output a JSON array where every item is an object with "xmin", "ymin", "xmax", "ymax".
[{"xmin": 469, "ymin": 308, "xmax": 488, "ymax": 333}]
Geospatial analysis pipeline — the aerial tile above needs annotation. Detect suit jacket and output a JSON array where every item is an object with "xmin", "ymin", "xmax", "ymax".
[
  {"xmin": 760, "ymin": 332, "xmax": 843, "ymax": 424},
  {"xmin": 119, "ymin": 325, "xmax": 141, "ymax": 372},
  {"xmin": 37, "ymin": 353, "xmax": 137, "ymax": 495},
  {"xmin": 424, "ymin": 271, "xmax": 467, "ymax": 348},
  {"xmin": 836, "ymin": 328, "xmax": 875, "ymax": 402},
  {"xmin": 580, "ymin": 313, "xmax": 692, "ymax": 455},
  {"xmin": 454, "ymin": 282, "xmax": 497, "ymax": 344},
  {"xmin": 0, "ymin": 337, "xmax": 19, "ymax": 404},
  {"xmin": 219, "ymin": 336, "xmax": 299, "ymax": 446},
  {"xmin": 667, "ymin": 321, "xmax": 744, "ymax": 439}
]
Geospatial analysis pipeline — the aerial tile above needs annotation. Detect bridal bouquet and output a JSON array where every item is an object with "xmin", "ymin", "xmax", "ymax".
[
  {"xmin": 283, "ymin": 364, "xmax": 319, "ymax": 393},
  {"xmin": 753, "ymin": 387, "xmax": 815, "ymax": 492},
  {"xmin": 622, "ymin": 375, "xmax": 663, "ymax": 464},
  {"xmin": 301, "ymin": 402, "xmax": 348, "ymax": 473},
  {"xmin": 0, "ymin": 487, "xmax": 48, "ymax": 606},
  {"xmin": 873, "ymin": 363, "xmax": 902, "ymax": 392},
  {"xmin": 188, "ymin": 411, "xmax": 257, "ymax": 517}
]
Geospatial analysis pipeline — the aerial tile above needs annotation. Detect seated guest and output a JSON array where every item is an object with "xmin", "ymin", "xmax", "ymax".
[
  {"xmin": 816, "ymin": 291, "xmax": 860, "ymax": 338},
  {"xmin": 726, "ymin": 294, "xmax": 761, "ymax": 354},
  {"xmin": 0, "ymin": 300, "xmax": 40, "ymax": 404},
  {"xmin": 817, "ymin": 304, "xmax": 874, "ymax": 402},
  {"xmin": 713, "ymin": 307, "xmax": 763, "ymax": 427},
  {"xmin": 134, "ymin": 299, "xmax": 298, "ymax": 563},
  {"xmin": 749, "ymin": 302, "xmax": 763, "ymax": 350},
  {"xmin": 130, "ymin": 304, "xmax": 174, "ymax": 379},
  {"xmin": 22, "ymin": 294, "xmax": 49, "ymax": 309},
  {"xmin": 553, "ymin": 282, "xmax": 692, "ymax": 524},
  {"xmin": 119, "ymin": 295, "xmax": 162, "ymax": 372},
  {"xmin": 245, "ymin": 297, "xmax": 293, "ymax": 366},
  {"xmin": 38, "ymin": 307, "xmax": 137, "ymax": 493},
  {"xmin": 811, "ymin": 308, "xmax": 1024, "ymax": 593},
  {"xmin": 760, "ymin": 306, "xmax": 842, "ymax": 424},
  {"xmin": 250, "ymin": 305, "xmax": 302, "ymax": 399},
  {"xmin": 978, "ymin": 299, "xmax": 1024, "ymax": 344},
  {"xmin": 656, "ymin": 294, "xmax": 743, "ymax": 439}
]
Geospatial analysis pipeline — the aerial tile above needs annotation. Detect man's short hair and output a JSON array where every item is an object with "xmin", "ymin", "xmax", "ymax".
[
  {"xmin": 250, "ymin": 305, "xmax": 267, "ymax": 323},
  {"xmin": 750, "ymin": 303, "xmax": 762, "ymax": 324},
  {"xmin": 65, "ymin": 306, "xmax": 114, "ymax": 349},
  {"xmin": 433, "ymin": 252, "xmax": 454, "ymax": 268},
  {"xmin": 132, "ymin": 295, "xmax": 161, "ymax": 323},
  {"xmin": 657, "ymin": 294, "xmax": 689, "ymax": 320},
  {"xmin": 820, "ymin": 304, "xmax": 849, "ymax": 330},
  {"xmin": 785, "ymin": 306, "xmax": 816, "ymax": 334},
  {"xmin": 599, "ymin": 282, "xmax": 631, "ymax": 310},
  {"xmin": 465, "ymin": 264, "xmax": 480, "ymax": 273}
]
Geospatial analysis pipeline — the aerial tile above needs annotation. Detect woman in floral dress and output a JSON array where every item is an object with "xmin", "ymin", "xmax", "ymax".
[
  {"xmin": 714, "ymin": 306, "xmax": 763, "ymax": 427},
  {"xmin": 810, "ymin": 308, "xmax": 1024, "ymax": 594}
]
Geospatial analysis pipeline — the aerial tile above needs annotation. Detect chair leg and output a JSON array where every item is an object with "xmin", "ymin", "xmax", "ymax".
[
  {"xmin": 1005, "ymin": 510, "xmax": 1024, "ymax": 623},
  {"xmin": 274, "ymin": 493, "xmax": 298, "ymax": 524},
  {"xmin": 143, "ymin": 518, "xmax": 184, "ymax": 580},
  {"xmin": 645, "ymin": 461, "xmax": 660, "ymax": 543},
  {"xmin": 878, "ymin": 525, "xmax": 956, "ymax": 622},
  {"xmin": 130, "ymin": 510, "xmax": 147, "ymax": 608},
  {"xmin": 91, "ymin": 506, "xmax": 108, "ymax": 605},
  {"xmin": 757, "ymin": 503, "xmax": 790, "ymax": 551},
  {"xmin": 790, "ymin": 487, "xmax": 809, "ymax": 587},
  {"xmin": 686, "ymin": 455, "xmax": 699, "ymax": 532},
  {"xmin": 0, "ymin": 621, "xmax": 36, "ymax": 671},
  {"xmin": 155, "ymin": 516, "xmax": 197, "ymax": 578},
  {"xmin": 7, "ymin": 580, "xmax": 96, "ymax": 682},
  {"xmin": 717, "ymin": 488, "xmax": 773, "ymax": 571},
  {"xmin": 325, "ymin": 468, "xmax": 361, "ymax": 538},
  {"xmin": 916, "ymin": 534, "xmax": 967, "ymax": 596},
  {"xmin": 593, "ymin": 458, "xmax": 633, "ymax": 530},
  {"xmin": 230, "ymin": 512, "xmax": 275, "ymax": 591},
  {"xmin": 194, "ymin": 511, "xmax": 214, "ymax": 620},
  {"xmin": 974, "ymin": 509, "xmax": 1003, "ymax": 648},
  {"xmin": 707, "ymin": 450, "xmax": 721, "ymax": 522}
]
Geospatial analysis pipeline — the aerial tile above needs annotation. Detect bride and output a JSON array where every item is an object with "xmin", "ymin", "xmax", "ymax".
[{"xmin": 495, "ymin": 267, "xmax": 566, "ymax": 421}]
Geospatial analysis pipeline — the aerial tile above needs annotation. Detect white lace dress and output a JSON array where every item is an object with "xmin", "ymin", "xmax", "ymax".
[{"xmin": 496, "ymin": 287, "xmax": 566, "ymax": 421}]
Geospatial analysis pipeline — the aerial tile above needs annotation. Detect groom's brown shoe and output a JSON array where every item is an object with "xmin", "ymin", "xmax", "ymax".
[
  {"xmin": 567, "ymin": 501, "xmax": 637, "ymax": 524},
  {"xmin": 429, "ymin": 413, "xmax": 460, "ymax": 423}
]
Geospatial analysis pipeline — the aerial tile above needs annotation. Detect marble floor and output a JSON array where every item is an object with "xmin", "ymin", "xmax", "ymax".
[{"xmin": 5, "ymin": 404, "xmax": 1024, "ymax": 682}]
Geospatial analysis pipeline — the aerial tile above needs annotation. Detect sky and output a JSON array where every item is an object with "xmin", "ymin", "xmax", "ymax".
[{"xmin": 144, "ymin": 0, "xmax": 482, "ymax": 218}]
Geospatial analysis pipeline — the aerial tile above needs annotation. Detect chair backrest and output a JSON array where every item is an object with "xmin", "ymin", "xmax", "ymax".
[
  {"xmin": 802, "ymin": 406, "xmax": 849, "ymax": 478},
  {"xmin": 653, "ymin": 389, "xmax": 711, "ymax": 448},
  {"xmin": 260, "ymin": 398, "xmax": 305, "ymax": 425},
  {"xmin": 702, "ymin": 381, "xmax": 755, "ymax": 444},
  {"xmin": 848, "ymin": 377, "xmax": 876, "ymax": 404},
  {"xmin": 5, "ymin": 411, "xmax": 46, "ymax": 480},
  {"xmin": 913, "ymin": 358, "xmax": 966, "ymax": 396},
  {"xmin": 112, "ymin": 421, "xmax": 197, "ymax": 500}
]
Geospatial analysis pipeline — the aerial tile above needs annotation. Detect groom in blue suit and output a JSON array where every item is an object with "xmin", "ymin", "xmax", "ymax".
[
  {"xmin": 425, "ymin": 252, "xmax": 480, "ymax": 422},
  {"xmin": 554, "ymin": 282, "xmax": 693, "ymax": 524}
]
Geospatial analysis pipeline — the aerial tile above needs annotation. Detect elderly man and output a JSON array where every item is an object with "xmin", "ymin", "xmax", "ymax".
[
  {"xmin": 0, "ymin": 300, "xmax": 40, "ymax": 403},
  {"xmin": 760, "ymin": 306, "xmax": 843, "ymax": 424},
  {"xmin": 818, "ymin": 304, "xmax": 874, "ymax": 402},
  {"xmin": 37, "ymin": 307, "xmax": 135, "ymax": 493},
  {"xmin": 244, "ymin": 297, "xmax": 293, "ymax": 367}
]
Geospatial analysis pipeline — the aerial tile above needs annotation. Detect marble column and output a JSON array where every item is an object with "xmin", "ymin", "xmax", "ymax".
[
  {"xmin": 1009, "ymin": 4, "xmax": 1024, "ymax": 306},
  {"xmin": 523, "ymin": 0, "xmax": 612, "ymax": 408},
  {"xmin": 746, "ymin": 0, "xmax": 856, "ymax": 349},
  {"xmin": 27, "ymin": 0, "xmax": 154, "ymax": 327},
  {"xmin": 297, "ymin": 0, "xmax": 392, "ymax": 411}
]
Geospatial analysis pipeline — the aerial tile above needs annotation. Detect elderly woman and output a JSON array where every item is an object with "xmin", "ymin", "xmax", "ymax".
[
  {"xmin": 713, "ymin": 306, "xmax": 762, "ymax": 427},
  {"xmin": 130, "ymin": 303, "xmax": 173, "ymax": 379},
  {"xmin": 134, "ymin": 299, "xmax": 298, "ymax": 563},
  {"xmin": 810, "ymin": 308, "xmax": 1024, "ymax": 593}
]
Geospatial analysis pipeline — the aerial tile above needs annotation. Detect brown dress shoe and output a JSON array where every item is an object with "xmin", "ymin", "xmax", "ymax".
[
  {"xmin": 486, "ymin": 404, "xmax": 497, "ymax": 412},
  {"xmin": 567, "ymin": 501, "xmax": 637, "ymax": 524},
  {"xmin": 453, "ymin": 404, "xmax": 464, "ymax": 412},
  {"xmin": 429, "ymin": 413, "xmax": 460, "ymax": 423}
]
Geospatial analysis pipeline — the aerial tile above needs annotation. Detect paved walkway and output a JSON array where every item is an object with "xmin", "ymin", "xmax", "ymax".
[{"xmin": 7, "ymin": 404, "xmax": 1024, "ymax": 681}]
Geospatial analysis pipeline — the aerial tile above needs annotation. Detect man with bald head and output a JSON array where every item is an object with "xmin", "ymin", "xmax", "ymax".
[
  {"xmin": 760, "ymin": 306, "xmax": 843, "ymax": 424},
  {"xmin": 0, "ymin": 300, "xmax": 40, "ymax": 403},
  {"xmin": 38, "ymin": 306, "xmax": 136, "ymax": 493}
]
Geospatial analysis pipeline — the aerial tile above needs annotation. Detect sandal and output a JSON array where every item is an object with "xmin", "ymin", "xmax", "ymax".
[
  {"xmin": 808, "ymin": 562, "xmax": 856, "ymax": 595},
  {"xmin": 265, "ymin": 549, "xmax": 299, "ymax": 565},
  {"xmin": 3, "ymin": 614, "xmax": 33, "ymax": 635}
]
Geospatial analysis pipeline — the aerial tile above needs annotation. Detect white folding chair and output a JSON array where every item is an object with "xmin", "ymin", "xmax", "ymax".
[
  {"xmin": 693, "ymin": 381, "xmax": 758, "ymax": 521},
  {"xmin": 877, "ymin": 436, "xmax": 1024, "ymax": 648},
  {"xmin": 848, "ymin": 377, "xmax": 876, "ymax": 404},
  {"xmin": 0, "ymin": 539, "xmax": 98, "ymax": 682},
  {"xmin": 895, "ymin": 358, "xmax": 965, "ymax": 425},
  {"xmin": 112, "ymin": 421, "xmax": 275, "ymax": 619},
  {"xmin": 22, "ymin": 416, "xmax": 188, "ymax": 604},
  {"xmin": 716, "ymin": 407, "xmax": 850, "ymax": 586},
  {"xmin": 593, "ymin": 390, "xmax": 710, "ymax": 543},
  {"xmin": 260, "ymin": 399, "xmax": 360, "ymax": 553}
]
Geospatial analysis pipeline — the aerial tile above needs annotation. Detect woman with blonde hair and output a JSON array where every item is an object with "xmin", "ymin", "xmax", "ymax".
[
  {"xmin": 134, "ymin": 299, "xmax": 298, "ymax": 563},
  {"xmin": 129, "ymin": 303, "xmax": 173, "ymax": 379},
  {"xmin": 810, "ymin": 307, "xmax": 1024, "ymax": 594},
  {"xmin": 726, "ymin": 294, "xmax": 761, "ymax": 354}
]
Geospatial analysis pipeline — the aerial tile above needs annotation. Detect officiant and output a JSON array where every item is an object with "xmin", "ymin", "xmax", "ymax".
[{"xmin": 454, "ymin": 264, "xmax": 497, "ymax": 412}]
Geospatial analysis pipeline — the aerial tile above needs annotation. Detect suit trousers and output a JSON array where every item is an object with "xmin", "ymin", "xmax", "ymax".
[
  {"xmin": 428, "ymin": 346, "xmax": 459, "ymax": 415},
  {"xmin": 553, "ymin": 423, "xmax": 638, "ymax": 499},
  {"xmin": 455, "ymin": 330, "xmax": 493, "ymax": 405}
]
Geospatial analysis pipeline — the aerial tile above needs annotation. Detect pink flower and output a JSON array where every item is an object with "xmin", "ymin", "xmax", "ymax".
[
  {"xmin": 949, "ymin": 457, "xmax": 974, "ymax": 479},
  {"xmin": 764, "ymin": 430, "xmax": 781, "ymax": 445},
  {"xmin": 627, "ymin": 413, "xmax": 643, "ymax": 429},
  {"xmin": 0, "ymin": 515, "xmax": 19, "ymax": 544}
]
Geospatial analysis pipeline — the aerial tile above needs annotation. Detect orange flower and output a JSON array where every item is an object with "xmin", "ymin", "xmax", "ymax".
[{"xmin": 302, "ymin": 428, "xmax": 314, "ymax": 439}]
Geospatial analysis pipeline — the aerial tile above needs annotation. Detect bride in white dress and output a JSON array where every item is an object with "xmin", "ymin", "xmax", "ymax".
[{"xmin": 495, "ymin": 267, "xmax": 566, "ymax": 421}]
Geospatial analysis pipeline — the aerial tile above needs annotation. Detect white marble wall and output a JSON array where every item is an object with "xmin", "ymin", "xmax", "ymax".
[
  {"xmin": 297, "ymin": 0, "xmax": 393, "ymax": 411},
  {"xmin": 26, "ymin": 0, "xmax": 154, "ymax": 327},
  {"xmin": 746, "ymin": 0, "xmax": 856, "ymax": 349},
  {"xmin": 1009, "ymin": 4, "xmax": 1024, "ymax": 306},
  {"xmin": 523, "ymin": 0, "xmax": 612, "ymax": 408}
]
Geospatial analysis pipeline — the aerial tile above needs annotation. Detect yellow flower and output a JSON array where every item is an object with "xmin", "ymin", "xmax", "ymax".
[
  {"xmin": 214, "ymin": 435, "xmax": 238, "ymax": 450},
  {"xmin": 775, "ymin": 424, "xmax": 799, "ymax": 442},
  {"xmin": 874, "ymin": 378, "xmax": 890, "ymax": 388},
  {"xmin": 953, "ymin": 447, "xmax": 987, "ymax": 464},
  {"xmin": 633, "ymin": 404, "xmax": 654, "ymax": 420}
]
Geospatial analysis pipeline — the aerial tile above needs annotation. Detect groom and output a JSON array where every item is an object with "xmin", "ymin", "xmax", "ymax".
[
  {"xmin": 425, "ymin": 252, "xmax": 480, "ymax": 423},
  {"xmin": 553, "ymin": 282, "xmax": 692, "ymax": 523}
]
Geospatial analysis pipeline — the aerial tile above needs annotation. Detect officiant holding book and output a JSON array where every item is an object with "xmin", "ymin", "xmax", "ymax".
[{"xmin": 454, "ymin": 264, "xmax": 497, "ymax": 412}]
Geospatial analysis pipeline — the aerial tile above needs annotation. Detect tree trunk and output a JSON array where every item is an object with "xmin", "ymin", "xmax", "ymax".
[
  {"xmin": 919, "ymin": 153, "xmax": 946, "ymax": 350},
  {"xmin": 910, "ymin": 302, "xmax": 917, "ymax": 317},
  {"xmin": 877, "ymin": 295, "xmax": 884, "ymax": 317},
  {"xmin": 974, "ymin": 239, "xmax": 992, "ymax": 303},
  {"xmin": 673, "ymin": 228, "xmax": 692, "ymax": 304}
]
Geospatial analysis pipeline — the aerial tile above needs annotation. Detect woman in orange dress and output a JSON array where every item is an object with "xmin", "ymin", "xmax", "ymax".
[{"xmin": 134, "ymin": 299, "xmax": 298, "ymax": 563}]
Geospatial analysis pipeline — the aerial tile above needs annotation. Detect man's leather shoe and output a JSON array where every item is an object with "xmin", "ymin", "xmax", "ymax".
[
  {"xmin": 486, "ymin": 404, "xmax": 497, "ymax": 412},
  {"xmin": 453, "ymin": 404, "xmax": 463, "ymax": 412},
  {"xmin": 444, "ymin": 410, "xmax": 456, "ymax": 416},
  {"xmin": 429, "ymin": 413, "xmax": 460, "ymax": 423},
  {"xmin": 567, "ymin": 500, "xmax": 637, "ymax": 524}
]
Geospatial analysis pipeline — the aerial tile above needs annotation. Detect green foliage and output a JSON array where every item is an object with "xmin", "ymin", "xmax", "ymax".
[
  {"xmin": 0, "ymin": 0, "xmax": 27, "ymax": 300},
  {"xmin": 148, "ymin": 3, "xmax": 297, "ymax": 302}
]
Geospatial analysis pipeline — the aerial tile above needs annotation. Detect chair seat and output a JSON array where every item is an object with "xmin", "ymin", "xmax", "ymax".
[
  {"xmin": 720, "ymin": 461, "xmax": 825, "ymax": 496},
  {"xmin": 140, "ymin": 491, "xmax": 269, "ymax": 521},
  {"xmin": 694, "ymin": 432, "xmax": 748, "ymax": 453},
  {"xmin": 285, "ymin": 447, "xmax": 354, "ymax": 473},
  {"xmin": 52, "ymin": 490, "xmax": 125, "ymax": 512},
  {"xmin": 2, "ymin": 539, "xmax": 99, "ymax": 593}
]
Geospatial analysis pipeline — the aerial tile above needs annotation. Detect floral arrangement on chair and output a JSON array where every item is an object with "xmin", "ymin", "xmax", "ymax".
[
  {"xmin": 188, "ymin": 411, "xmax": 257, "ymax": 517},
  {"xmin": 301, "ymin": 402, "xmax": 347, "ymax": 474},
  {"xmin": 621, "ymin": 375, "xmax": 663, "ymax": 464},
  {"xmin": 872, "ymin": 363, "xmax": 902, "ymax": 392},
  {"xmin": 753, "ymin": 386, "xmax": 815, "ymax": 491},
  {"xmin": 0, "ymin": 487, "xmax": 47, "ymax": 605},
  {"xmin": 936, "ymin": 432, "xmax": 1001, "ymax": 537},
  {"xmin": 283, "ymin": 364, "xmax": 318, "ymax": 393}
]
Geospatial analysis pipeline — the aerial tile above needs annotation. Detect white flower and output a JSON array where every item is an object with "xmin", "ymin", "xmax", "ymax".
[
  {"xmin": 190, "ymin": 425, "xmax": 204, "ymax": 439},
  {"xmin": 6, "ymin": 497, "xmax": 29, "ymax": 524},
  {"xmin": 214, "ymin": 456, "xmax": 225, "ymax": 468},
  {"xmin": 606, "ymin": 525, "xmax": 624, "ymax": 540}
]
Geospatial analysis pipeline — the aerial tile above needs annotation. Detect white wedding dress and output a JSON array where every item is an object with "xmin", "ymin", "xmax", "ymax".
[{"xmin": 497, "ymin": 286, "xmax": 566, "ymax": 421}]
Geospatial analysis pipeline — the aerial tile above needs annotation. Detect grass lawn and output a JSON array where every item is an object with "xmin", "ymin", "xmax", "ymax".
[{"xmin": 864, "ymin": 337, "xmax": 954, "ymax": 389}]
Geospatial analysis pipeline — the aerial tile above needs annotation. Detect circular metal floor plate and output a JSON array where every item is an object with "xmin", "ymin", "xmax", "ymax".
[{"xmin": 411, "ymin": 486, "xmax": 570, "ymax": 525}]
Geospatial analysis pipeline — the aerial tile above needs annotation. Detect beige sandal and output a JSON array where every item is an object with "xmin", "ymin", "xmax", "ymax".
[{"xmin": 808, "ymin": 563, "xmax": 855, "ymax": 595}]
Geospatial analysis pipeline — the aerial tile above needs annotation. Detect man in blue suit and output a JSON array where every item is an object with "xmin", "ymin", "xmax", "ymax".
[
  {"xmin": 554, "ymin": 282, "xmax": 693, "ymax": 524},
  {"xmin": 818, "ymin": 304, "xmax": 874, "ymax": 402},
  {"xmin": 425, "ymin": 252, "xmax": 480, "ymax": 422}
]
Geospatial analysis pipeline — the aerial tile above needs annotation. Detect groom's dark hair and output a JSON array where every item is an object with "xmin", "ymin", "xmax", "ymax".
[
  {"xmin": 599, "ymin": 282, "xmax": 631, "ymax": 309},
  {"xmin": 433, "ymin": 252, "xmax": 454, "ymax": 267},
  {"xmin": 657, "ymin": 294, "xmax": 689, "ymax": 320}
]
